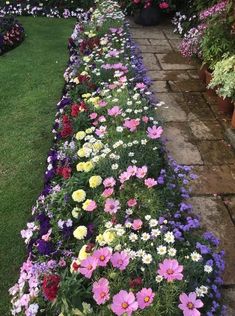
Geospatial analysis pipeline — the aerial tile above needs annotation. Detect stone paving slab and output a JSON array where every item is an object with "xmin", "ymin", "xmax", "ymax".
[
  {"xmin": 222, "ymin": 288, "xmax": 235, "ymax": 316},
  {"xmin": 139, "ymin": 44, "xmax": 172, "ymax": 53},
  {"xmin": 151, "ymin": 81, "xmax": 169, "ymax": 93},
  {"xmin": 131, "ymin": 28, "xmax": 166, "ymax": 39},
  {"xmin": 142, "ymin": 53, "xmax": 161, "ymax": 70},
  {"xmin": 148, "ymin": 70, "xmax": 190, "ymax": 81},
  {"xmin": 189, "ymin": 197, "xmax": 235, "ymax": 285},
  {"xmin": 169, "ymin": 39, "xmax": 181, "ymax": 51},
  {"xmin": 191, "ymin": 165, "xmax": 235, "ymax": 195},
  {"xmin": 223, "ymin": 196, "xmax": 235, "ymax": 225},
  {"xmin": 163, "ymin": 123, "xmax": 203, "ymax": 165},
  {"xmin": 168, "ymin": 79, "xmax": 206, "ymax": 92},
  {"xmin": 189, "ymin": 120, "xmax": 224, "ymax": 140},
  {"xmin": 156, "ymin": 52, "xmax": 196, "ymax": 70}
]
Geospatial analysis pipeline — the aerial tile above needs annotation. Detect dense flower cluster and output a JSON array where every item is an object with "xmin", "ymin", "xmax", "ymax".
[
  {"xmin": 0, "ymin": 16, "xmax": 24, "ymax": 54},
  {"xmin": 9, "ymin": 0, "xmax": 226, "ymax": 315},
  {"xmin": 199, "ymin": 0, "xmax": 228, "ymax": 20}
]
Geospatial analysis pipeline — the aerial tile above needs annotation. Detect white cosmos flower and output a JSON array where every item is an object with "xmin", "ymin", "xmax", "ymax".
[
  {"xmin": 164, "ymin": 232, "xmax": 175, "ymax": 243},
  {"xmin": 145, "ymin": 215, "xmax": 151, "ymax": 221},
  {"xmin": 151, "ymin": 229, "xmax": 161, "ymax": 238},
  {"xmin": 204, "ymin": 265, "xmax": 213, "ymax": 273},
  {"xmin": 105, "ymin": 221, "xmax": 113, "ymax": 229},
  {"xmin": 111, "ymin": 164, "xmax": 119, "ymax": 170},
  {"xmin": 156, "ymin": 275, "xmax": 163, "ymax": 283},
  {"xmin": 129, "ymin": 233, "xmax": 138, "ymax": 242},
  {"xmin": 149, "ymin": 219, "xmax": 158, "ymax": 227}
]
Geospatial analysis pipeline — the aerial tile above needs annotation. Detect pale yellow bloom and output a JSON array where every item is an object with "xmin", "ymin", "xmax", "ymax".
[{"xmin": 72, "ymin": 190, "xmax": 86, "ymax": 202}]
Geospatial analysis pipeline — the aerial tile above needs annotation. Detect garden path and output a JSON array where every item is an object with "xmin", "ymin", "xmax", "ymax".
[{"xmin": 129, "ymin": 18, "xmax": 235, "ymax": 315}]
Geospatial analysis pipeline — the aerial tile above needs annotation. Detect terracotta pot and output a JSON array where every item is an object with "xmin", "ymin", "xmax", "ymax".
[
  {"xmin": 232, "ymin": 104, "xmax": 235, "ymax": 129},
  {"xmin": 198, "ymin": 64, "xmax": 207, "ymax": 83},
  {"xmin": 205, "ymin": 68, "xmax": 216, "ymax": 97},
  {"xmin": 217, "ymin": 96, "xmax": 234, "ymax": 115}
]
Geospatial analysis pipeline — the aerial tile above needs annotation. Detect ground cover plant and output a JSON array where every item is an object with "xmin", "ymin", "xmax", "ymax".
[
  {"xmin": 8, "ymin": 1, "xmax": 226, "ymax": 315},
  {"xmin": 0, "ymin": 15, "xmax": 24, "ymax": 54},
  {"xmin": 0, "ymin": 16, "xmax": 75, "ymax": 315}
]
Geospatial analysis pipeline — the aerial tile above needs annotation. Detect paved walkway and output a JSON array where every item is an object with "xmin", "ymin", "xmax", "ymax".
[{"xmin": 129, "ymin": 19, "xmax": 235, "ymax": 314}]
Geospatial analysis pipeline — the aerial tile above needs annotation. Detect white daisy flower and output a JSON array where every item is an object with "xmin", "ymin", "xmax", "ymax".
[
  {"xmin": 142, "ymin": 254, "xmax": 152, "ymax": 264},
  {"xmin": 157, "ymin": 245, "xmax": 167, "ymax": 255}
]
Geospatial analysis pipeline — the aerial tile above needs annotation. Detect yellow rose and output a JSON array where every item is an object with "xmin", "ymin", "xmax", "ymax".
[
  {"xmin": 77, "ymin": 148, "xmax": 86, "ymax": 158},
  {"xmin": 85, "ymin": 128, "xmax": 93, "ymax": 134},
  {"xmin": 82, "ymin": 93, "xmax": 91, "ymax": 99},
  {"xmin": 76, "ymin": 131, "xmax": 86, "ymax": 140},
  {"xmin": 72, "ymin": 190, "xmax": 86, "ymax": 202},
  {"xmin": 103, "ymin": 230, "xmax": 116, "ymax": 244},
  {"xmin": 83, "ymin": 161, "xmax": 94, "ymax": 172},
  {"xmin": 73, "ymin": 226, "xmax": 87, "ymax": 240},
  {"xmin": 96, "ymin": 234, "xmax": 105, "ymax": 246},
  {"xmin": 89, "ymin": 175, "xmax": 102, "ymax": 188},
  {"xmin": 78, "ymin": 245, "xmax": 89, "ymax": 261},
  {"xmin": 76, "ymin": 162, "xmax": 85, "ymax": 172},
  {"xmin": 83, "ymin": 56, "xmax": 90, "ymax": 63},
  {"xmin": 93, "ymin": 141, "xmax": 103, "ymax": 151}
]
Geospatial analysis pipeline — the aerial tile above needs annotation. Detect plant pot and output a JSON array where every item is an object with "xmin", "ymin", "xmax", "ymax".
[
  {"xmin": 134, "ymin": 7, "xmax": 162, "ymax": 26},
  {"xmin": 217, "ymin": 96, "xmax": 234, "ymax": 115},
  {"xmin": 231, "ymin": 103, "xmax": 235, "ymax": 129},
  {"xmin": 198, "ymin": 64, "xmax": 208, "ymax": 83},
  {"xmin": 205, "ymin": 68, "xmax": 216, "ymax": 97}
]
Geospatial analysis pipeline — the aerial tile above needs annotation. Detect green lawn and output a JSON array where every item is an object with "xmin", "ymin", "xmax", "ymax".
[{"xmin": 0, "ymin": 16, "xmax": 74, "ymax": 314}]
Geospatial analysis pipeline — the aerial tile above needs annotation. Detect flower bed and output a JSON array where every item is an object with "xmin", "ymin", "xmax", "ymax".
[
  {"xmin": 9, "ymin": 1, "xmax": 225, "ymax": 315},
  {"xmin": 0, "ymin": 16, "xmax": 24, "ymax": 54},
  {"xmin": 0, "ymin": 0, "xmax": 93, "ymax": 18}
]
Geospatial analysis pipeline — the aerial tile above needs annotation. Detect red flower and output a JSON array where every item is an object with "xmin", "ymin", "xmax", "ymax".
[
  {"xmin": 129, "ymin": 277, "xmax": 143, "ymax": 288},
  {"xmin": 71, "ymin": 103, "xmax": 80, "ymax": 117},
  {"xmin": 159, "ymin": 2, "xmax": 169, "ymax": 9},
  {"xmin": 42, "ymin": 274, "xmax": 60, "ymax": 301},
  {"xmin": 61, "ymin": 167, "xmax": 72, "ymax": 179}
]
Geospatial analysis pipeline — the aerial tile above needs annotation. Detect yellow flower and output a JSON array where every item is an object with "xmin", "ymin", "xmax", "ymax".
[
  {"xmin": 89, "ymin": 97, "xmax": 100, "ymax": 107},
  {"xmin": 73, "ymin": 226, "xmax": 87, "ymax": 240},
  {"xmin": 78, "ymin": 245, "xmax": 89, "ymax": 261},
  {"xmin": 80, "ymin": 71, "xmax": 88, "ymax": 76},
  {"xmin": 89, "ymin": 175, "xmax": 102, "ymax": 188},
  {"xmin": 73, "ymin": 77, "xmax": 80, "ymax": 85},
  {"xmin": 76, "ymin": 162, "xmax": 85, "ymax": 172},
  {"xmin": 83, "ymin": 161, "xmax": 94, "ymax": 172},
  {"xmin": 76, "ymin": 131, "xmax": 86, "ymax": 140},
  {"xmin": 82, "ymin": 93, "xmax": 91, "ymax": 99},
  {"xmin": 93, "ymin": 141, "xmax": 103, "ymax": 151},
  {"xmin": 77, "ymin": 148, "xmax": 86, "ymax": 158},
  {"xmin": 103, "ymin": 230, "xmax": 116, "ymax": 244},
  {"xmin": 85, "ymin": 128, "xmax": 93, "ymax": 134},
  {"xmin": 72, "ymin": 207, "xmax": 81, "ymax": 219},
  {"xmin": 83, "ymin": 56, "xmax": 91, "ymax": 63},
  {"xmin": 96, "ymin": 234, "xmax": 105, "ymax": 245},
  {"xmin": 72, "ymin": 190, "xmax": 86, "ymax": 202}
]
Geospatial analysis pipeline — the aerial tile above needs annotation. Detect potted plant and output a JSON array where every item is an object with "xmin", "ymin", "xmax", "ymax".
[
  {"xmin": 209, "ymin": 55, "xmax": 235, "ymax": 120},
  {"xmin": 200, "ymin": 19, "xmax": 235, "ymax": 96},
  {"xmin": 124, "ymin": 0, "xmax": 174, "ymax": 26}
]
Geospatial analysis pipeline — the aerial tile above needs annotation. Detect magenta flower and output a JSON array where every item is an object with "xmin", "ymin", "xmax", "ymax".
[
  {"xmin": 179, "ymin": 292, "xmax": 203, "ymax": 316},
  {"xmin": 79, "ymin": 256, "xmax": 98, "ymax": 279},
  {"xmin": 158, "ymin": 259, "xmax": 183, "ymax": 282},
  {"xmin": 136, "ymin": 288, "xmax": 155, "ymax": 310},
  {"xmin": 119, "ymin": 171, "xmax": 131, "ymax": 183},
  {"xmin": 93, "ymin": 247, "xmax": 112, "ymax": 267},
  {"xmin": 126, "ymin": 165, "xmax": 137, "ymax": 176},
  {"xmin": 136, "ymin": 82, "xmax": 146, "ymax": 89},
  {"xmin": 108, "ymin": 106, "xmax": 122, "ymax": 117},
  {"xmin": 136, "ymin": 166, "xmax": 148, "ymax": 178},
  {"xmin": 98, "ymin": 100, "xmax": 107, "ymax": 107},
  {"xmin": 90, "ymin": 112, "xmax": 98, "ymax": 120},
  {"xmin": 83, "ymin": 200, "xmax": 97, "ymax": 212},
  {"xmin": 102, "ymin": 188, "xmax": 114, "ymax": 198},
  {"xmin": 144, "ymin": 178, "xmax": 158, "ymax": 188},
  {"xmin": 104, "ymin": 198, "xmax": 120, "ymax": 214},
  {"xmin": 123, "ymin": 119, "xmax": 140, "ymax": 132},
  {"xmin": 103, "ymin": 177, "xmax": 116, "ymax": 187},
  {"xmin": 111, "ymin": 290, "xmax": 138, "ymax": 316},
  {"xmin": 147, "ymin": 125, "xmax": 163, "ymax": 139},
  {"xmin": 92, "ymin": 277, "xmax": 110, "ymax": 305},
  {"xmin": 95, "ymin": 126, "xmax": 107, "ymax": 137},
  {"xmin": 111, "ymin": 251, "xmax": 130, "ymax": 270},
  {"xmin": 132, "ymin": 219, "xmax": 143, "ymax": 230}
]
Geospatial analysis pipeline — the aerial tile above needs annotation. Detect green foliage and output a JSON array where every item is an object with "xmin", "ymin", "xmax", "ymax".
[{"xmin": 209, "ymin": 55, "xmax": 235, "ymax": 100}]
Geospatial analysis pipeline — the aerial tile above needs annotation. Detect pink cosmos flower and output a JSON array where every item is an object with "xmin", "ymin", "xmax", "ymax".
[
  {"xmin": 93, "ymin": 247, "xmax": 112, "ymax": 267},
  {"xmin": 109, "ymin": 83, "xmax": 117, "ymax": 90},
  {"xmin": 108, "ymin": 106, "xmax": 122, "ymax": 117},
  {"xmin": 144, "ymin": 178, "xmax": 158, "ymax": 188},
  {"xmin": 136, "ymin": 82, "xmax": 146, "ymax": 89},
  {"xmin": 159, "ymin": 2, "xmax": 169, "ymax": 9},
  {"xmin": 142, "ymin": 116, "xmax": 149, "ymax": 123},
  {"xmin": 147, "ymin": 125, "xmax": 163, "ymax": 139},
  {"xmin": 132, "ymin": 219, "xmax": 143, "ymax": 230},
  {"xmin": 127, "ymin": 198, "xmax": 137, "ymax": 207},
  {"xmin": 83, "ymin": 199, "xmax": 97, "ymax": 212},
  {"xmin": 136, "ymin": 166, "xmax": 148, "ymax": 178},
  {"xmin": 102, "ymin": 188, "xmax": 114, "ymax": 198},
  {"xmin": 103, "ymin": 177, "xmax": 116, "ymax": 187},
  {"xmin": 119, "ymin": 76, "xmax": 127, "ymax": 83},
  {"xmin": 111, "ymin": 290, "xmax": 138, "ymax": 316},
  {"xmin": 111, "ymin": 251, "xmax": 130, "ymax": 270},
  {"xmin": 108, "ymin": 49, "xmax": 120, "ymax": 57},
  {"xmin": 92, "ymin": 278, "xmax": 110, "ymax": 305},
  {"xmin": 158, "ymin": 259, "xmax": 183, "ymax": 282},
  {"xmin": 179, "ymin": 292, "xmax": 203, "ymax": 316},
  {"xmin": 90, "ymin": 112, "xmax": 98, "ymax": 120},
  {"xmin": 104, "ymin": 199, "xmax": 120, "ymax": 214},
  {"xmin": 95, "ymin": 126, "xmax": 107, "ymax": 137},
  {"xmin": 136, "ymin": 288, "xmax": 155, "ymax": 310},
  {"xmin": 119, "ymin": 171, "xmax": 131, "ymax": 183},
  {"xmin": 79, "ymin": 256, "xmax": 98, "ymax": 279},
  {"xmin": 98, "ymin": 100, "xmax": 107, "ymax": 107},
  {"xmin": 98, "ymin": 115, "xmax": 106, "ymax": 122},
  {"xmin": 127, "ymin": 165, "xmax": 137, "ymax": 176},
  {"xmin": 123, "ymin": 119, "xmax": 140, "ymax": 132}
]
